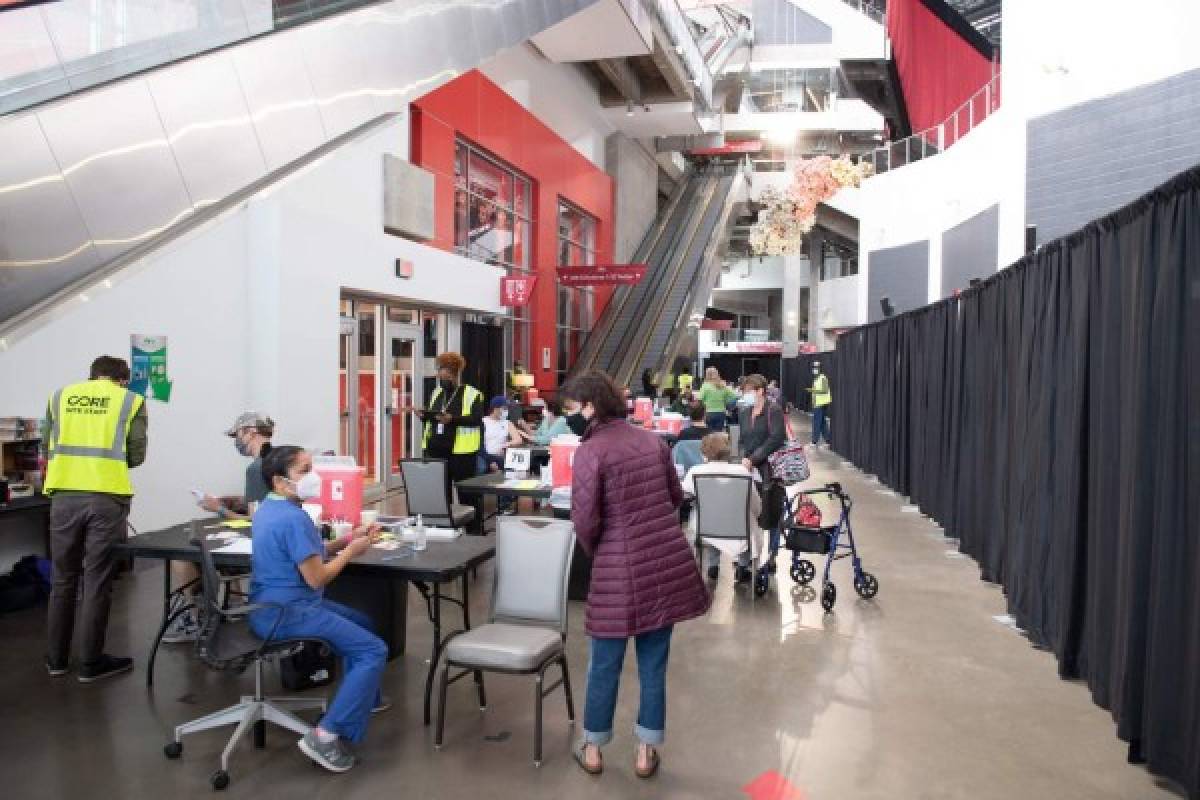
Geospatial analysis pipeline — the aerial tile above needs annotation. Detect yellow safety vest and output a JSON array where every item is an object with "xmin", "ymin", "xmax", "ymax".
[
  {"xmin": 812, "ymin": 374, "xmax": 832, "ymax": 408},
  {"xmin": 422, "ymin": 385, "xmax": 482, "ymax": 455},
  {"xmin": 44, "ymin": 379, "xmax": 143, "ymax": 496},
  {"xmin": 678, "ymin": 374, "xmax": 693, "ymax": 392}
]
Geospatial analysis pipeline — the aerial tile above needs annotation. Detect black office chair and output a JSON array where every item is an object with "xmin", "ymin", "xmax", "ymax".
[{"xmin": 162, "ymin": 535, "xmax": 326, "ymax": 791}]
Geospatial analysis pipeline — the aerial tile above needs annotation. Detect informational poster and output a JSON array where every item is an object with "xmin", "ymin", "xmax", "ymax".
[{"xmin": 129, "ymin": 334, "xmax": 173, "ymax": 402}]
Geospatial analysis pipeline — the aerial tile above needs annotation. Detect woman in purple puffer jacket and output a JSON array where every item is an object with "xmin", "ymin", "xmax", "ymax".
[{"xmin": 562, "ymin": 370, "xmax": 710, "ymax": 779}]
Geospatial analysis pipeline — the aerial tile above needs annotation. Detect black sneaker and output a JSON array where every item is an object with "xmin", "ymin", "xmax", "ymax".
[
  {"xmin": 46, "ymin": 657, "xmax": 69, "ymax": 677},
  {"xmin": 78, "ymin": 655, "xmax": 133, "ymax": 683},
  {"xmin": 298, "ymin": 730, "xmax": 356, "ymax": 773}
]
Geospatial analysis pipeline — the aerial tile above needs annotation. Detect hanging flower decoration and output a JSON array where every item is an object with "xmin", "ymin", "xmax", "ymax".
[{"xmin": 747, "ymin": 156, "xmax": 874, "ymax": 256}]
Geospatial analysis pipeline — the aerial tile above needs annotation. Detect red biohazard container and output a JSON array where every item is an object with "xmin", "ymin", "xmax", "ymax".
[
  {"xmin": 550, "ymin": 435, "xmax": 581, "ymax": 488},
  {"xmin": 656, "ymin": 413, "xmax": 684, "ymax": 435},
  {"xmin": 634, "ymin": 397, "xmax": 653, "ymax": 423},
  {"xmin": 313, "ymin": 456, "xmax": 365, "ymax": 525}
]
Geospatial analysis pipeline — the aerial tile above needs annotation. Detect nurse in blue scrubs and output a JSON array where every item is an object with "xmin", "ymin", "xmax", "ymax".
[{"xmin": 249, "ymin": 445, "xmax": 386, "ymax": 773}]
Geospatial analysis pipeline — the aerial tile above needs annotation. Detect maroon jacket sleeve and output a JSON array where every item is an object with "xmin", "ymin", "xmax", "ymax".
[
  {"xmin": 571, "ymin": 442, "xmax": 603, "ymax": 557},
  {"xmin": 663, "ymin": 439, "xmax": 683, "ymax": 508}
]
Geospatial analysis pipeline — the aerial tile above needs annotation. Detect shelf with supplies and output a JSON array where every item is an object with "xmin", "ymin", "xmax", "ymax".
[{"xmin": 1, "ymin": 417, "xmax": 43, "ymax": 496}]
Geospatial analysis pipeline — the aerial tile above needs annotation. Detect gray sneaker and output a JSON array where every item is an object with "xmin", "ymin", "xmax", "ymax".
[
  {"xmin": 298, "ymin": 730, "xmax": 355, "ymax": 773},
  {"xmin": 161, "ymin": 610, "xmax": 199, "ymax": 644}
]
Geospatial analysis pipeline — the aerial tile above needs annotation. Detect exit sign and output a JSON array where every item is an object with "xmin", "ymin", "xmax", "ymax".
[{"xmin": 395, "ymin": 258, "xmax": 414, "ymax": 279}]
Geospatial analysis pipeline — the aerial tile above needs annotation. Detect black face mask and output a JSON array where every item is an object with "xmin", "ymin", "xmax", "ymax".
[
  {"xmin": 439, "ymin": 378, "xmax": 456, "ymax": 393},
  {"xmin": 566, "ymin": 412, "xmax": 587, "ymax": 434}
]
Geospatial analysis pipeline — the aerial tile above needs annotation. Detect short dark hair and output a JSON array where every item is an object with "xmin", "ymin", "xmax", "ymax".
[
  {"xmin": 688, "ymin": 402, "xmax": 706, "ymax": 422},
  {"xmin": 560, "ymin": 370, "xmax": 626, "ymax": 422},
  {"xmin": 261, "ymin": 445, "xmax": 306, "ymax": 490},
  {"xmin": 544, "ymin": 398, "xmax": 563, "ymax": 417},
  {"xmin": 90, "ymin": 356, "xmax": 130, "ymax": 382},
  {"xmin": 743, "ymin": 373, "xmax": 768, "ymax": 391}
]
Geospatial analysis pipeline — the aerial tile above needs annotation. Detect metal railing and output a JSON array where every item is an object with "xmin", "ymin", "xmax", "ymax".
[
  {"xmin": 869, "ymin": 71, "xmax": 1002, "ymax": 175},
  {"xmin": 640, "ymin": 0, "xmax": 714, "ymax": 110},
  {"xmin": 838, "ymin": 0, "xmax": 886, "ymax": 25}
]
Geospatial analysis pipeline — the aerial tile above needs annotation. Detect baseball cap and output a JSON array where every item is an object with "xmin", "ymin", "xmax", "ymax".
[
  {"xmin": 489, "ymin": 396, "xmax": 509, "ymax": 409},
  {"xmin": 225, "ymin": 411, "xmax": 275, "ymax": 437}
]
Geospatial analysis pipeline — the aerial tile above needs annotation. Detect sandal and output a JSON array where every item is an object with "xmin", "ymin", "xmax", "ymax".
[
  {"xmin": 573, "ymin": 743, "xmax": 603, "ymax": 775},
  {"xmin": 635, "ymin": 745, "xmax": 660, "ymax": 779}
]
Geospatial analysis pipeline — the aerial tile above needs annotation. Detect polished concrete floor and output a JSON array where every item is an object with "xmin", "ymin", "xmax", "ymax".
[{"xmin": 0, "ymin": 422, "xmax": 1185, "ymax": 799}]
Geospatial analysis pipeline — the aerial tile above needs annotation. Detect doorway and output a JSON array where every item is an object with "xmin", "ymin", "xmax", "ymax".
[{"xmin": 339, "ymin": 298, "xmax": 436, "ymax": 495}]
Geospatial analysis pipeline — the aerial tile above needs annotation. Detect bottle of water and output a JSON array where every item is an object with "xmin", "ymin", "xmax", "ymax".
[{"xmin": 413, "ymin": 513, "xmax": 427, "ymax": 551}]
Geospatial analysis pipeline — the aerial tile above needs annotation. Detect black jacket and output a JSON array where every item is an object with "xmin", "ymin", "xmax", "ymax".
[{"xmin": 738, "ymin": 402, "xmax": 787, "ymax": 468}]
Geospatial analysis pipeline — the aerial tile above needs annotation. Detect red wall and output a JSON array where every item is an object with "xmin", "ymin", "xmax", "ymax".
[
  {"xmin": 410, "ymin": 70, "xmax": 615, "ymax": 392},
  {"xmin": 887, "ymin": 0, "xmax": 996, "ymax": 145}
]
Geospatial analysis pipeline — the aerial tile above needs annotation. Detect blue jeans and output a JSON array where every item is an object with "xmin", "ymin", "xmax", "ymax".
[
  {"xmin": 250, "ymin": 597, "xmax": 386, "ymax": 743},
  {"xmin": 812, "ymin": 406, "xmax": 830, "ymax": 444},
  {"xmin": 705, "ymin": 411, "xmax": 727, "ymax": 432},
  {"xmin": 583, "ymin": 625, "xmax": 673, "ymax": 747}
]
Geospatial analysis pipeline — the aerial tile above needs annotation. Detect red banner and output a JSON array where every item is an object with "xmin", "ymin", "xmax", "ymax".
[
  {"xmin": 688, "ymin": 140, "xmax": 764, "ymax": 156},
  {"xmin": 700, "ymin": 318, "xmax": 734, "ymax": 330},
  {"xmin": 556, "ymin": 264, "xmax": 648, "ymax": 287},
  {"xmin": 500, "ymin": 275, "xmax": 537, "ymax": 306}
]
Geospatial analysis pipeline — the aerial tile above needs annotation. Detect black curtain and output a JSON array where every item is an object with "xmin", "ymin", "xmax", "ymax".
[
  {"xmin": 460, "ymin": 321, "xmax": 504, "ymax": 402},
  {"xmin": 833, "ymin": 166, "xmax": 1200, "ymax": 798}
]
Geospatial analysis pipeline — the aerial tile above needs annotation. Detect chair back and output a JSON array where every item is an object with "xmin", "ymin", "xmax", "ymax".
[
  {"xmin": 692, "ymin": 474, "xmax": 754, "ymax": 542},
  {"xmin": 193, "ymin": 530, "xmax": 257, "ymax": 668},
  {"xmin": 491, "ymin": 517, "xmax": 575, "ymax": 635},
  {"xmin": 399, "ymin": 458, "xmax": 453, "ymax": 518},
  {"xmin": 672, "ymin": 439, "xmax": 704, "ymax": 474}
]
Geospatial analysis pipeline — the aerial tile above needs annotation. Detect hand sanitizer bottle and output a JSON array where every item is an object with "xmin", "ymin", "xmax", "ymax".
[{"xmin": 414, "ymin": 513, "xmax": 427, "ymax": 551}]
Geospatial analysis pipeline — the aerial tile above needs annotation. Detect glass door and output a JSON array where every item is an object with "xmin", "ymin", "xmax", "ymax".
[{"xmin": 384, "ymin": 322, "xmax": 424, "ymax": 490}]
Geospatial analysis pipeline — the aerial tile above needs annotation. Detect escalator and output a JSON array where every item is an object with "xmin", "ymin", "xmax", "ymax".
[{"xmin": 572, "ymin": 165, "xmax": 744, "ymax": 389}]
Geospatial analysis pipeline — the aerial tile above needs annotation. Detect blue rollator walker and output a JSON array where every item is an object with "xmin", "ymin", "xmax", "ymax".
[{"xmin": 754, "ymin": 481, "xmax": 879, "ymax": 612}]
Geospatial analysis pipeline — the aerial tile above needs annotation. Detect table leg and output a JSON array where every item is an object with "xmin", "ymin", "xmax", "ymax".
[
  {"xmin": 148, "ymin": 561, "xmax": 172, "ymax": 687},
  {"xmin": 423, "ymin": 583, "xmax": 443, "ymax": 726}
]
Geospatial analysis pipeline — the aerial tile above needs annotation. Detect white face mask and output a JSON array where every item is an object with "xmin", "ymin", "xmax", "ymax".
[
  {"xmin": 499, "ymin": 409, "xmax": 509, "ymax": 420},
  {"xmin": 289, "ymin": 471, "xmax": 322, "ymax": 500}
]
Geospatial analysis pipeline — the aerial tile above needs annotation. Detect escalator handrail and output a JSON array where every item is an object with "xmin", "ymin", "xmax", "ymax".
[
  {"xmin": 606, "ymin": 172, "xmax": 720, "ymax": 383},
  {"xmin": 621, "ymin": 173, "xmax": 734, "ymax": 387},
  {"xmin": 571, "ymin": 168, "xmax": 694, "ymax": 376},
  {"xmin": 642, "ymin": 173, "xmax": 743, "ymax": 384}
]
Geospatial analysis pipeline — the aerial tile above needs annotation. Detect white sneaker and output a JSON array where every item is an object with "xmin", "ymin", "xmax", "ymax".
[{"xmin": 161, "ymin": 611, "xmax": 199, "ymax": 644}]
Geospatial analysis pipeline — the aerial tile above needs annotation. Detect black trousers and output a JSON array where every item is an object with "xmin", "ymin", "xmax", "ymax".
[{"xmin": 46, "ymin": 493, "xmax": 130, "ymax": 664}]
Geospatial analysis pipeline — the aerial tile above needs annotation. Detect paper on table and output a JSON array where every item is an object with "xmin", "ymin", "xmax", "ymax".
[
  {"xmin": 500, "ymin": 479, "xmax": 541, "ymax": 490},
  {"xmin": 213, "ymin": 538, "xmax": 253, "ymax": 555},
  {"xmin": 399, "ymin": 527, "xmax": 462, "ymax": 543},
  {"xmin": 221, "ymin": 519, "xmax": 252, "ymax": 529}
]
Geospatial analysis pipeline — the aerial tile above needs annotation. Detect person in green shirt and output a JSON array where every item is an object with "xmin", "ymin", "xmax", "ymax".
[
  {"xmin": 521, "ymin": 399, "xmax": 571, "ymax": 446},
  {"xmin": 696, "ymin": 367, "xmax": 737, "ymax": 432}
]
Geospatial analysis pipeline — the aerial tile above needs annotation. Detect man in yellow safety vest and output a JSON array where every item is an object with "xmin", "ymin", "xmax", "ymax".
[
  {"xmin": 414, "ymin": 351, "xmax": 483, "ymax": 484},
  {"xmin": 42, "ymin": 355, "xmax": 148, "ymax": 683},
  {"xmin": 806, "ymin": 361, "xmax": 832, "ymax": 447}
]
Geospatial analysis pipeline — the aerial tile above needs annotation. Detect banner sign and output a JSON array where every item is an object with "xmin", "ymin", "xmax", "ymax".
[
  {"xmin": 712, "ymin": 341, "xmax": 783, "ymax": 354},
  {"xmin": 688, "ymin": 140, "xmax": 764, "ymax": 156},
  {"xmin": 556, "ymin": 264, "xmax": 648, "ymax": 287},
  {"xmin": 129, "ymin": 334, "xmax": 173, "ymax": 402},
  {"xmin": 700, "ymin": 318, "xmax": 734, "ymax": 330},
  {"xmin": 500, "ymin": 275, "xmax": 537, "ymax": 306}
]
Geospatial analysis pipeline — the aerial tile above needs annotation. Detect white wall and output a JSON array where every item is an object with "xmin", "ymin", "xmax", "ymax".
[
  {"xmin": 0, "ymin": 114, "xmax": 504, "ymax": 531},
  {"xmin": 816, "ymin": 273, "xmax": 859, "ymax": 330},
  {"xmin": 479, "ymin": 42, "xmax": 617, "ymax": 168},
  {"xmin": 855, "ymin": 107, "xmax": 1024, "ymax": 321},
  {"xmin": 1004, "ymin": 0, "xmax": 1200, "ymax": 121}
]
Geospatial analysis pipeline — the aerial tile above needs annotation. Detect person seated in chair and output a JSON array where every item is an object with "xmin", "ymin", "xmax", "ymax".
[
  {"xmin": 674, "ymin": 402, "xmax": 710, "ymax": 442},
  {"xmin": 481, "ymin": 396, "xmax": 525, "ymax": 514},
  {"xmin": 680, "ymin": 433, "xmax": 762, "ymax": 584},
  {"xmin": 249, "ymin": 446, "xmax": 387, "ymax": 774}
]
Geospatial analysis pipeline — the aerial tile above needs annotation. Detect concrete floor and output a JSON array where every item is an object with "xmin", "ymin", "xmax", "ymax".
[{"xmin": 0, "ymin": 426, "xmax": 1185, "ymax": 799}]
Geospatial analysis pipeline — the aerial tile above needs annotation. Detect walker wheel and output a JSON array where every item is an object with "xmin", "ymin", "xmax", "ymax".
[
  {"xmin": 163, "ymin": 741, "xmax": 182, "ymax": 759},
  {"xmin": 854, "ymin": 572, "xmax": 879, "ymax": 599},
  {"xmin": 820, "ymin": 581, "xmax": 837, "ymax": 613},
  {"xmin": 211, "ymin": 770, "xmax": 230, "ymax": 790},
  {"xmin": 790, "ymin": 559, "xmax": 816, "ymax": 585},
  {"xmin": 754, "ymin": 571, "xmax": 769, "ymax": 597}
]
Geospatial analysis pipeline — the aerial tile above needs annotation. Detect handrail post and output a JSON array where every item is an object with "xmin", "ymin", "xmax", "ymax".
[{"xmin": 985, "ymin": 82, "xmax": 991, "ymax": 116}]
